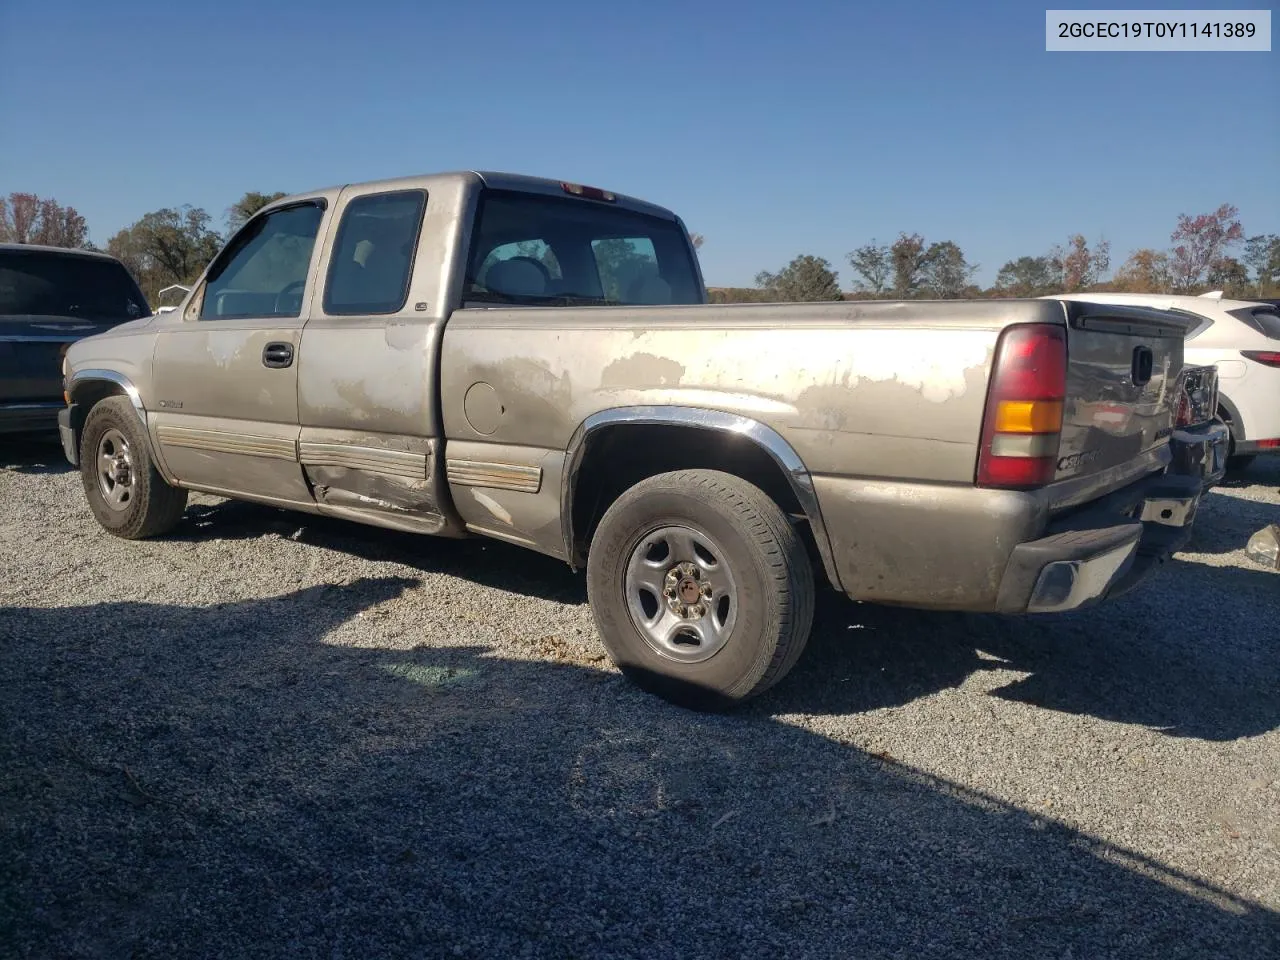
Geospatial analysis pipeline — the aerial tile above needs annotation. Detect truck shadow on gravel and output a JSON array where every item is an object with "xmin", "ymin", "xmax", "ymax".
[
  {"xmin": 168, "ymin": 490, "xmax": 1279, "ymax": 742},
  {"xmin": 1, "ymin": 581, "xmax": 1275, "ymax": 959},
  {"xmin": 173, "ymin": 498, "xmax": 588, "ymax": 605},
  {"xmin": 758, "ymin": 557, "xmax": 1280, "ymax": 742},
  {"xmin": 0, "ymin": 433, "xmax": 71, "ymax": 476}
]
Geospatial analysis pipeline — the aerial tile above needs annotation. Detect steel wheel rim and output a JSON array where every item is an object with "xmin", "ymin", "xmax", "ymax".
[
  {"xmin": 96, "ymin": 428, "xmax": 134, "ymax": 511},
  {"xmin": 623, "ymin": 523, "xmax": 738, "ymax": 663}
]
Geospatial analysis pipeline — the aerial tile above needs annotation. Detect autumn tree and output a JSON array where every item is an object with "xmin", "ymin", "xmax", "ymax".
[
  {"xmin": 993, "ymin": 256, "xmax": 1059, "ymax": 297},
  {"xmin": 107, "ymin": 206, "xmax": 224, "ymax": 302},
  {"xmin": 0, "ymin": 192, "xmax": 90, "ymax": 248},
  {"xmin": 228, "ymin": 191, "xmax": 288, "ymax": 232},
  {"xmin": 1050, "ymin": 234, "xmax": 1110, "ymax": 291},
  {"xmin": 1113, "ymin": 248, "xmax": 1172, "ymax": 293},
  {"xmin": 1168, "ymin": 203, "xmax": 1244, "ymax": 292},
  {"xmin": 755, "ymin": 254, "xmax": 843, "ymax": 302},
  {"xmin": 1243, "ymin": 234, "xmax": 1280, "ymax": 296},
  {"xmin": 845, "ymin": 240, "xmax": 891, "ymax": 295}
]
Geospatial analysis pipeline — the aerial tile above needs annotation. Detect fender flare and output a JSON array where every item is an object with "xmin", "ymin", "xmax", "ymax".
[
  {"xmin": 560, "ymin": 405, "xmax": 843, "ymax": 590},
  {"xmin": 67, "ymin": 369, "xmax": 166, "ymax": 472},
  {"xmin": 68, "ymin": 368, "xmax": 147, "ymax": 422}
]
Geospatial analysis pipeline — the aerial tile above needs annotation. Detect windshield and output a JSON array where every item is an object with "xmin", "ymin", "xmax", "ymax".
[
  {"xmin": 0, "ymin": 250, "xmax": 149, "ymax": 321},
  {"xmin": 463, "ymin": 189, "xmax": 703, "ymax": 307}
]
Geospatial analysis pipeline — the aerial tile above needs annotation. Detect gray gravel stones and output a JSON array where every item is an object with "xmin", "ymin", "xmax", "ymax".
[{"xmin": 2, "ymin": 437, "xmax": 1277, "ymax": 959}]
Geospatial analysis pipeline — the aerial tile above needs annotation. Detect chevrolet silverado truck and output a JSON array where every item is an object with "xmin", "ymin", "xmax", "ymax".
[{"xmin": 59, "ymin": 171, "xmax": 1205, "ymax": 709}]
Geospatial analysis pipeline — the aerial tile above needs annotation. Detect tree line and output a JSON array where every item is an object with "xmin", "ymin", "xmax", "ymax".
[
  {"xmin": 3, "ymin": 190, "xmax": 1275, "ymax": 306},
  {"xmin": 718, "ymin": 203, "xmax": 1278, "ymax": 304}
]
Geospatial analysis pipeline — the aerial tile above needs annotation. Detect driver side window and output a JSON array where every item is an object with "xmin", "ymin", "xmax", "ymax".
[{"xmin": 199, "ymin": 202, "xmax": 324, "ymax": 321}]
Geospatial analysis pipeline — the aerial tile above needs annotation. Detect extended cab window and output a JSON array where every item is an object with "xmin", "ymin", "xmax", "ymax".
[
  {"xmin": 200, "ymin": 202, "xmax": 324, "ymax": 320},
  {"xmin": 324, "ymin": 190, "xmax": 426, "ymax": 315},
  {"xmin": 464, "ymin": 189, "xmax": 701, "ymax": 306}
]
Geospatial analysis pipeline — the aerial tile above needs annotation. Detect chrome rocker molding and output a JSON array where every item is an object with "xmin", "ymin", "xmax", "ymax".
[
  {"xmin": 560, "ymin": 405, "xmax": 843, "ymax": 590},
  {"xmin": 447, "ymin": 458, "xmax": 543, "ymax": 493},
  {"xmin": 156, "ymin": 425, "xmax": 298, "ymax": 461},
  {"xmin": 300, "ymin": 442, "xmax": 430, "ymax": 479}
]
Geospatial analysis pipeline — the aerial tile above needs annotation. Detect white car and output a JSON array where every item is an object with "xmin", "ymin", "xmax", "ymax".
[{"xmin": 1051, "ymin": 291, "xmax": 1280, "ymax": 471}]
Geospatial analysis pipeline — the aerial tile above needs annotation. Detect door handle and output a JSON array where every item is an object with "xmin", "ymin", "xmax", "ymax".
[{"xmin": 263, "ymin": 342, "xmax": 294, "ymax": 369}]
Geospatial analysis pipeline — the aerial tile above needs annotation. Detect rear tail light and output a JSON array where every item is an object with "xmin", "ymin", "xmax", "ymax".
[
  {"xmin": 1257, "ymin": 438, "xmax": 1280, "ymax": 450},
  {"xmin": 976, "ymin": 323, "xmax": 1067, "ymax": 489},
  {"xmin": 1241, "ymin": 350, "xmax": 1280, "ymax": 368},
  {"xmin": 1175, "ymin": 390, "xmax": 1192, "ymax": 426}
]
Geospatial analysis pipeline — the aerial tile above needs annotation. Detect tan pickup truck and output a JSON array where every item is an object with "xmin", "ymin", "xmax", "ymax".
[{"xmin": 60, "ymin": 171, "xmax": 1205, "ymax": 708}]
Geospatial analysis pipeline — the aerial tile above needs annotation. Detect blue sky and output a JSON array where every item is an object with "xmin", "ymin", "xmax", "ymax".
[{"xmin": 1, "ymin": 0, "xmax": 1275, "ymax": 288}]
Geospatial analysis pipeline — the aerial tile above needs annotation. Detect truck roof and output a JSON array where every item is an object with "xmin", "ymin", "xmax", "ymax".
[{"xmin": 275, "ymin": 170, "xmax": 683, "ymax": 223}]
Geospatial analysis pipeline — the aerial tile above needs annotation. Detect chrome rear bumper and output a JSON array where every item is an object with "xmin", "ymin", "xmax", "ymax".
[{"xmin": 997, "ymin": 471, "xmax": 1202, "ymax": 614}]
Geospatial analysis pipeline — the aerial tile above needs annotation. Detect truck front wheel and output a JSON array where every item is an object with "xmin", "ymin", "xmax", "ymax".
[
  {"xmin": 79, "ymin": 396, "xmax": 188, "ymax": 539},
  {"xmin": 586, "ymin": 469, "xmax": 815, "ymax": 710}
]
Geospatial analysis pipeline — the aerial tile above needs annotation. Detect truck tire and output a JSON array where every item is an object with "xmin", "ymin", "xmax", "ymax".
[
  {"xmin": 80, "ymin": 396, "xmax": 188, "ymax": 539},
  {"xmin": 586, "ymin": 469, "xmax": 815, "ymax": 710}
]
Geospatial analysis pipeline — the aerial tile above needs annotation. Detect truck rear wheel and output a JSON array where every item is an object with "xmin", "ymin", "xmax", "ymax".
[
  {"xmin": 80, "ymin": 396, "xmax": 188, "ymax": 539},
  {"xmin": 586, "ymin": 469, "xmax": 815, "ymax": 710}
]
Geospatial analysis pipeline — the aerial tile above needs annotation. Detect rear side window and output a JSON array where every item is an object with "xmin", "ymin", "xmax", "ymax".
[
  {"xmin": 324, "ymin": 190, "xmax": 426, "ymax": 315},
  {"xmin": 464, "ymin": 189, "xmax": 702, "ymax": 307},
  {"xmin": 0, "ymin": 251, "xmax": 147, "ymax": 321},
  {"xmin": 1229, "ymin": 306, "xmax": 1280, "ymax": 340}
]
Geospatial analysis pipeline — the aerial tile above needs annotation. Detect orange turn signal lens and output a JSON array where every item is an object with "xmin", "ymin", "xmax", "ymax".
[{"xmin": 993, "ymin": 399, "xmax": 1063, "ymax": 434}]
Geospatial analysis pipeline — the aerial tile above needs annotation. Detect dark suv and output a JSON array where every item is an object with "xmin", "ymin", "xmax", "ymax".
[{"xmin": 1, "ymin": 244, "xmax": 150, "ymax": 434}]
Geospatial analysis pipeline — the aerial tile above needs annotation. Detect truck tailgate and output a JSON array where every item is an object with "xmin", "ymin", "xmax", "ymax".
[{"xmin": 1054, "ymin": 301, "xmax": 1197, "ymax": 484}]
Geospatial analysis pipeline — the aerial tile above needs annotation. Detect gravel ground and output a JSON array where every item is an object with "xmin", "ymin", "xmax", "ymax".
[{"xmin": 2, "ymin": 435, "xmax": 1278, "ymax": 959}]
